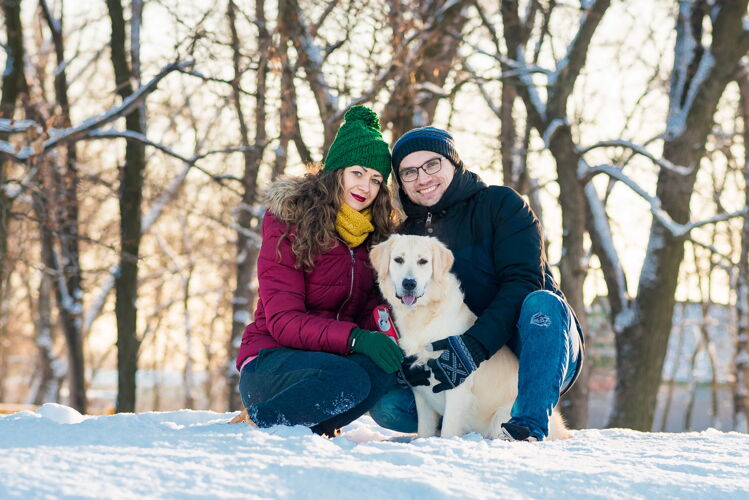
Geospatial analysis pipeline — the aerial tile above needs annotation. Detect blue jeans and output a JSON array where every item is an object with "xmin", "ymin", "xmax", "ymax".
[
  {"xmin": 369, "ymin": 290, "xmax": 581, "ymax": 440},
  {"xmin": 508, "ymin": 290, "xmax": 581, "ymax": 440},
  {"xmin": 369, "ymin": 384, "xmax": 418, "ymax": 433},
  {"xmin": 239, "ymin": 347, "xmax": 396, "ymax": 435}
]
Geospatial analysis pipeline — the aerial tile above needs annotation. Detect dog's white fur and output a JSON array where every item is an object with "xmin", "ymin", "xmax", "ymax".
[{"xmin": 370, "ymin": 234, "xmax": 568, "ymax": 440}]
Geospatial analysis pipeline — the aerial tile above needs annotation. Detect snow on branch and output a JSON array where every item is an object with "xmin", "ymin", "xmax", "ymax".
[
  {"xmin": 666, "ymin": 2, "xmax": 749, "ymax": 140},
  {"xmin": 283, "ymin": 0, "xmax": 339, "ymax": 117},
  {"xmin": 580, "ymin": 163, "xmax": 748, "ymax": 238},
  {"xmin": 667, "ymin": 50, "xmax": 715, "ymax": 140},
  {"xmin": 0, "ymin": 163, "xmax": 39, "ymax": 202},
  {"xmin": 44, "ymin": 61, "xmax": 192, "ymax": 148},
  {"xmin": 0, "ymin": 61, "xmax": 192, "ymax": 163},
  {"xmin": 584, "ymin": 181, "xmax": 629, "ymax": 311},
  {"xmin": 542, "ymin": 118, "xmax": 567, "ymax": 147},
  {"xmin": 0, "ymin": 119, "xmax": 39, "ymax": 134},
  {"xmin": 578, "ymin": 139, "xmax": 694, "ymax": 176},
  {"xmin": 682, "ymin": 208, "xmax": 749, "ymax": 235},
  {"xmin": 514, "ymin": 46, "xmax": 547, "ymax": 123}
]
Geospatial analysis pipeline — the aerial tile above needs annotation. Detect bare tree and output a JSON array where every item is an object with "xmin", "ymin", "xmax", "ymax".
[
  {"xmin": 28, "ymin": 247, "xmax": 60, "ymax": 405},
  {"xmin": 106, "ymin": 0, "xmax": 148, "ymax": 413},
  {"xmin": 494, "ymin": 0, "xmax": 612, "ymax": 428},
  {"xmin": 383, "ymin": 0, "xmax": 472, "ymax": 138},
  {"xmin": 602, "ymin": 0, "xmax": 749, "ymax": 430},
  {"xmin": 0, "ymin": 0, "xmax": 29, "ymax": 401},
  {"xmin": 736, "ymin": 67, "xmax": 749, "ymax": 433},
  {"xmin": 278, "ymin": 0, "xmax": 460, "ymax": 151},
  {"xmin": 274, "ymin": 33, "xmax": 312, "ymax": 178},
  {"xmin": 33, "ymin": 0, "xmax": 88, "ymax": 412},
  {"xmin": 225, "ymin": 0, "xmax": 269, "ymax": 411}
]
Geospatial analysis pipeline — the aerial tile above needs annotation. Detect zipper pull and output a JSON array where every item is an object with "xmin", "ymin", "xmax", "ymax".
[{"xmin": 426, "ymin": 212, "xmax": 433, "ymax": 234}]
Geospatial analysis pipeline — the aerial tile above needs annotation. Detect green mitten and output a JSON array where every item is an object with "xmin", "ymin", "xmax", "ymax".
[{"xmin": 349, "ymin": 328, "xmax": 404, "ymax": 374}]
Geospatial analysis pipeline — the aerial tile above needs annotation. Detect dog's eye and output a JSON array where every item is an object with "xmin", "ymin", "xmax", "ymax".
[
  {"xmin": 394, "ymin": 257, "xmax": 404, "ymax": 264},
  {"xmin": 418, "ymin": 259, "xmax": 428, "ymax": 265}
]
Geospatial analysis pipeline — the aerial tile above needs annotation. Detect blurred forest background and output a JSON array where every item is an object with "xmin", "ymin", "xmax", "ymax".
[{"xmin": 1, "ymin": 0, "xmax": 748, "ymax": 434}]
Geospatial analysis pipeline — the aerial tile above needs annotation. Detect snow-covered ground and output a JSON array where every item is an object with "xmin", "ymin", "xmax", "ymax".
[{"xmin": 1, "ymin": 404, "xmax": 748, "ymax": 499}]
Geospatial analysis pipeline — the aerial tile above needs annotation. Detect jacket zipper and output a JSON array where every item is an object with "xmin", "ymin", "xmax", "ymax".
[
  {"xmin": 425, "ymin": 212, "xmax": 433, "ymax": 234},
  {"xmin": 336, "ymin": 248, "xmax": 356, "ymax": 320}
]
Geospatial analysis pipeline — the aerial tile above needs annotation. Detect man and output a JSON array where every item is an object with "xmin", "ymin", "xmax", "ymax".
[{"xmin": 369, "ymin": 126, "xmax": 584, "ymax": 442}]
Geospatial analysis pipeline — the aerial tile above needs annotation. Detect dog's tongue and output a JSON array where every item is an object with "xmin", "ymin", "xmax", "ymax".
[{"xmin": 402, "ymin": 295, "xmax": 416, "ymax": 306}]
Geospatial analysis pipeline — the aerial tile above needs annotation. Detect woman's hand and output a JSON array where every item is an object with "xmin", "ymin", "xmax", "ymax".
[{"xmin": 349, "ymin": 328, "xmax": 404, "ymax": 373}]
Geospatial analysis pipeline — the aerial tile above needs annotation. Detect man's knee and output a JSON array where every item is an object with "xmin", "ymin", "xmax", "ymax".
[
  {"xmin": 517, "ymin": 291, "xmax": 572, "ymax": 342},
  {"xmin": 520, "ymin": 291, "xmax": 566, "ymax": 326}
]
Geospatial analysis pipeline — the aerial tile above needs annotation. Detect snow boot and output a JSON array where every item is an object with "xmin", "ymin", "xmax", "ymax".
[{"xmin": 500, "ymin": 423, "xmax": 538, "ymax": 442}]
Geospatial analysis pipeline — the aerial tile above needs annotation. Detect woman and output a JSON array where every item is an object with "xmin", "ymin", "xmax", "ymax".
[{"xmin": 234, "ymin": 106, "xmax": 403, "ymax": 436}]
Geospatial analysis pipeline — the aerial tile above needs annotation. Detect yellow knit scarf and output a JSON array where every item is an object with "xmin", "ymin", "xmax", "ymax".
[{"xmin": 336, "ymin": 204, "xmax": 374, "ymax": 248}]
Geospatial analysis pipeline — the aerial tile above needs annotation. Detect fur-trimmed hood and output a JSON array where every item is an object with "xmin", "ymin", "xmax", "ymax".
[{"xmin": 264, "ymin": 175, "xmax": 310, "ymax": 218}]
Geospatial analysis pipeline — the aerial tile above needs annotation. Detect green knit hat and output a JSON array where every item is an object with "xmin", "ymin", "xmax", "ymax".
[{"xmin": 323, "ymin": 105, "xmax": 391, "ymax": 182}]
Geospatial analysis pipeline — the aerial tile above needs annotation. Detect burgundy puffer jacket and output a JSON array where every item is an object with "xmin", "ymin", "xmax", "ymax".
[{"xmin": 235, "ymin": 182, "xmax": 381, "ymax": 371}]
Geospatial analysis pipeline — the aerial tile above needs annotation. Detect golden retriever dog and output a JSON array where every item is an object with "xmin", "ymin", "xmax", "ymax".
[{"xmin": 370, "ymin": 234, "xmax": 567, "ymax": 440}]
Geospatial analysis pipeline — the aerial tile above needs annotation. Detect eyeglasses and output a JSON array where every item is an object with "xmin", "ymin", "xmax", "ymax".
[{"xmin": 399, "ymin": 157, "xmax": 443, "ymax": 183}]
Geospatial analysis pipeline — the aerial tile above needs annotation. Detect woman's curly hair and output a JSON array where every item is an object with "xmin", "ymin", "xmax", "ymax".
[{"xmin": 274, "ymin": 166, "xmax": 398, "ymax": 271}]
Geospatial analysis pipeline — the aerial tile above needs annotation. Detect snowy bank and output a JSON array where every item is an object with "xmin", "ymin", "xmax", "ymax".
[{"xmin": 1, "ymin": 404, "xmax": 748, "ymax": 499}]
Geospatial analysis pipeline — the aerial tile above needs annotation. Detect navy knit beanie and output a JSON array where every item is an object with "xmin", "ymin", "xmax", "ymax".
[{"xmin": 391, "ymin": 126, "xmax": 463, "ymax": 183}]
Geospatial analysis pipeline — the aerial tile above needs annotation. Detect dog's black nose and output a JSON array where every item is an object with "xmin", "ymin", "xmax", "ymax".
[{"xmin": 402, "ymin": 278, "xmax": 417, "ymax": 291}]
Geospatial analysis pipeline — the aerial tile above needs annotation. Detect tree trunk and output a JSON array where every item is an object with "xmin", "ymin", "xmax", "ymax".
[
  {"xmin": 0, "ymin": 0, "xmax": 28, "ymax": 365},
  {"xmin": 609, "ymin": 0, "xmax": 749, "ymax": 430},
  {"xmin": 274, "ymin": 39, "xmax": 292, "ymax": 179},
  {"xmin": 500, "ymin": 83, "xmax": 518, "ymax": 189},
  {"xmin": 30, "ymin": 207, "xmax": 58, "ymax": 405},
  {"xmin": 547, "ymin": 128, "xmax": 591, "ymax": 429},
  {"xmin": 500, "ymin": 0, "xmax": 611, "ymax": 429},
  {"xmin": 734, "ymin": 70, "xmax": 749, "ymax": 432},
  {"xmin": 182, "ymin": 268, "xmax": 194, "ymax": 409},
  {"xmin": 107, "ymin": 0, "xmax": 147, "ymax": 413},
  {"xmin": 226, "ymin": 0, "xmax": 267, "ymax": 411},
  {"xmin": 39, "ymin": 0, "xmax": 87, "ymax": 413}
]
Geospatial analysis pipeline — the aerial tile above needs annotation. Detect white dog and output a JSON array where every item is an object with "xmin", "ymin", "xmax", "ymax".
[{"xmin": 370, "ymin": 234, "xmax": 568, "ymax": 440}]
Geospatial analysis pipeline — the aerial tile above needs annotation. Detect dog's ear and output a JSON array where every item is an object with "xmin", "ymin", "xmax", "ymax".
[
  {"xmin": 431, "ymin": 237, "xmax": 454, "ymax": 282},
  {"xmin": 370, "ymin": 237, "xmax": 394, "ymax": 279}
]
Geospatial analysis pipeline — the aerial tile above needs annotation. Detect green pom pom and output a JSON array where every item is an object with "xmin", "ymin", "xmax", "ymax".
[{"xmin": 344, "ymin": 105, "xmax": 380, "ymax": 130}]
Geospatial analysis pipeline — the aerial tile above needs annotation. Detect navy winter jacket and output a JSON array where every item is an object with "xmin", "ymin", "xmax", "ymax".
[{"xmin": 399, "ymin": 169, "xmax": 580, "ymax": 357}]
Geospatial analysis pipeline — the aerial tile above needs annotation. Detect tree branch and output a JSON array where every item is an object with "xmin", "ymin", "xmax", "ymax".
[
  {"xmin": 0, "ymin": 61, "xmax": 192, "ymax": 162},
  {"xmin": 547, "ymin": 0, "xmax": 611, "ymax": 116},
  {"xmin": 578, "ymin": 139, "xmax": 694, "ymax": 176},
  {"xmin": 581, "ymin": 163, "xmax": 748, "ymax": 238},
  {"xmin": 82, "ymin": 128, "xmax": 251, "ymax": 194}
]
